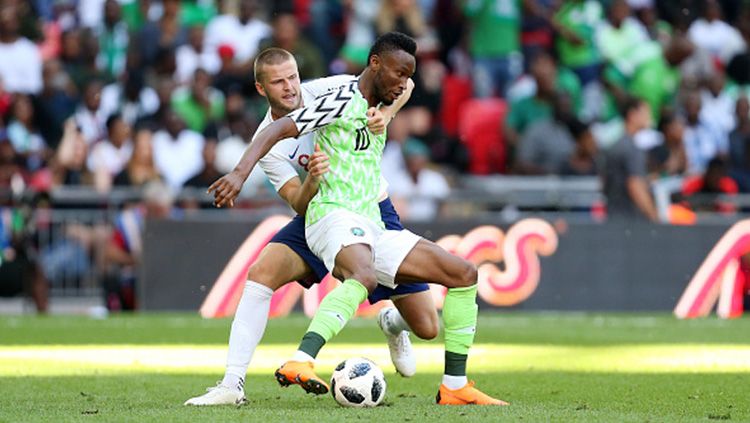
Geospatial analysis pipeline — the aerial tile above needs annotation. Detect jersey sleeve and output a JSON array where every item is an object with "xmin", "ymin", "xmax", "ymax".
[
  {"xmin": 258, "ymin": 150, "xmax": 299, "ymax": 192},
  {"xmin": 301, "ymin": 74, "xmax": 356, "ymax": 99},
  {"xmin": 286, "ymin": 81, "xmax": 356, "ymax": 136}
]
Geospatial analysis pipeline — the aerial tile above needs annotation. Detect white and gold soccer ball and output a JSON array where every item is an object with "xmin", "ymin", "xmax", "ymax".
[{"xmin": 330, "ymin": 357, "xmax": 386, "ymax": 407}]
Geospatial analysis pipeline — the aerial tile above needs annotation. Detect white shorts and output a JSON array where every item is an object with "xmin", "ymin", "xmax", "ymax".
[{"xmin": 305, "ymin": 209, "xmax": 421, "ymax": 288}]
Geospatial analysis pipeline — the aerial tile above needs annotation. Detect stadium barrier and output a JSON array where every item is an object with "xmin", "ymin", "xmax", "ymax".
[{"xmin": 140, "ymin": 216, "xmax": 737, "ymax": 313}]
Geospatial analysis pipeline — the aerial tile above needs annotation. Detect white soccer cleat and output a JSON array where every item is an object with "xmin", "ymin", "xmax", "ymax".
[
  {"xmin": 184, "ymin": 382, "xmax": 246, "ymax": 406},
  {"xmin": 378, "ymin": 307, "xmax": 417, "ymax": 377}
]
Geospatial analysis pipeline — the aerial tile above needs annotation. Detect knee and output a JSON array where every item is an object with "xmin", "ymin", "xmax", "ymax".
[
  {"xmin": 411, "ymin": 316, "xmax": 439, "ymax": 340},
  {"xmin": 247, "ymin": 261, "xmax": 280, "ymax": 290},
  {"xmin": 455, "ymin": 260, "xmax": 477, "ymax": 288},
  {"xmin": 349, "ymin": 270, "xmax": 378, "ymax": 294}
]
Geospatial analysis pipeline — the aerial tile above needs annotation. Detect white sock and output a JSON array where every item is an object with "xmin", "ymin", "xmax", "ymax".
[
  {"xmin": 291, "ymin": 350, "xmax": 316, "ymax": 363},
  {"xmin": 442, "ymin": 374, "xmax": 468, "ymax": 390},
  {"xmin": 383, "ymin": 307, "xmax": 410, "ymax": 336},
  {"xmin": 222, "ymin": 280, "xmax": 274, "ymax": 389}
]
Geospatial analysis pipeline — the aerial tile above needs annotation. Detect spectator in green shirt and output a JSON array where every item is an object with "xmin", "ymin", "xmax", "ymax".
[
  {"xmin": 505, "ymin": 52, "xmax": 581, "ymax": 148},
  {"xmin": 552, "ymin": 0, "xmax": 604, "ymax": 86},
  {"xmin": 96, "ymin": 0, "xmax": 129, "ymax": 79},
  {"xmin": 504, "ymin": 53, "xmax": 555, "ymax": 170},
  {"xmin": 463, "ymin": 0, "xmax": 523, "ymax": 97},
  {"xmin": 171, "ymin": 68, "xmax": 224, "ymax": 133}
]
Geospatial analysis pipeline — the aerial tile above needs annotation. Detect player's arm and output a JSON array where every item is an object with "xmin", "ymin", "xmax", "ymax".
[
  {"xmin": 209, "ymin": 117, "xmax": 300, "ymax": 208},
  {"xmin": 210, "ymin": 84, "xmax": 348, "ymax": 208},
  {"xmin": 627, "ymin": 176, "xmax": 658, "ymax": 222},
  {"xmin": 277, "ymin": 145, "xmax": 329, "ymax": 215}
]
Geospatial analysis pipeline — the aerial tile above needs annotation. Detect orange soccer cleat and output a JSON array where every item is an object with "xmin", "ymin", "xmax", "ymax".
[
  {"xmin": 274, "ymin": 361, "xmax": 329, "ymax": 395},
  {"xmin": 436, "ymin": 381, "xmax": 509, "ymax": 406}
]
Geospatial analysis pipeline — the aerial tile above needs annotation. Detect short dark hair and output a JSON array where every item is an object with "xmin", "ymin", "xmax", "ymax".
[
  {"xmin": 566, "ymin": 118, "xmax": 589, "ymax": 141},
  {"xmin": 658, "ymin": 110, "xmax": 678, "ymax": 132},
  {"xmin": 620, "ymin": 96, "xmax": 646, "ymax": 120},
  {"xmin": 106, "ymin": 113, "xmax": 123, "ymax": 132},
  {"xmin": 254, "ymin": 48, "xmax": 294, "ymax": 82},
  {"xmin": 367, "ymin": 32, "xmax": 417, "ymax": 64}
]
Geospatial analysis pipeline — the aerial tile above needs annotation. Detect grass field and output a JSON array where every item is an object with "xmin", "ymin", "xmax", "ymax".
[{"xmin": 1, "ymin": 312, "xmax": 749, "ymax": 422}]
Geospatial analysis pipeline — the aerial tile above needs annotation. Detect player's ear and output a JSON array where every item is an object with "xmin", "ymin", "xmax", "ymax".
[
  {"xmin": 370, "ymin": 54, "xmax": 380, "ymax": 71},
  {"xmin": 255, "ymin": 81, "xmax": 266, "ymax": 98}
]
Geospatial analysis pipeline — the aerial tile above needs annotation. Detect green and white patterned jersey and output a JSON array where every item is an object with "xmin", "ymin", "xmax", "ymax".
[{"xmin": 287, "ymin": 79, "xmax": 386, "ymax": 227}]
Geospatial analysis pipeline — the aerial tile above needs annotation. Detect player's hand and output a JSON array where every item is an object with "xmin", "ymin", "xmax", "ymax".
[
  {"xmin": 366, "ymin": 107, "xmax": 387, "ymax": 135},
  {"xmin": 207, "ymin": 170, "xmax": 244, "ymax": 208},
  {"xmin": 308, "ymin": 144, "xmax": 329, "ymax": 182}
]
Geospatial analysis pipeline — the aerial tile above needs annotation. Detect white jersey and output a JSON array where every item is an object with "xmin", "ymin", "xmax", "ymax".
[{"xmin": 254, "ymin": 75, "xmax": 388, "ymax": 197}]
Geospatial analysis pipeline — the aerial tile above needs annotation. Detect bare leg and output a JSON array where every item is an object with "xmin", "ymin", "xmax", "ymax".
[
  {"xmin": 396, "ymin": 239, "xmax": 477, "ymax": 288},
  {"xmin": 392, "ymin": 290, "xmax": 439, "ymax": 340}
]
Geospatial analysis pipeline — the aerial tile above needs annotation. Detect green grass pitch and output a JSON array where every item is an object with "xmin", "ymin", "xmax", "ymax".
[{"xmin": 1, "ymin": 312, "xmax": 749, "ymax": 422}]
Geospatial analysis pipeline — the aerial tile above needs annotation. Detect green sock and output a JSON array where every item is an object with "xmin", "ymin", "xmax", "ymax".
[
  {"xmin": 297, "ymin": 278, "xmax": 368, "ymax": 358},
  {"xmin": 442, "ymin": 285, "xmax": 478, "ymax": 376}
]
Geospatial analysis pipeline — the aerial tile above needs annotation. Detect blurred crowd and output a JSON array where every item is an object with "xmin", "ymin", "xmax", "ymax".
[{"xmin": 0, "ymin": 0, "xmax": 750, "ymax": 216}]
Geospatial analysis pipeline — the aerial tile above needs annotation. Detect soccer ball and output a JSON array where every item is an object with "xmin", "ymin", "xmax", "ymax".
[{"xmin": 330, "ymin": 357, "xmax": 386, "ymax": 407}]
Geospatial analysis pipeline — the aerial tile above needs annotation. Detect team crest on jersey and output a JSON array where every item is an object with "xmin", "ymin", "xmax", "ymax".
[{"xmin": 351, "ymin": 227, "xmax": 365, "ymax": 237}]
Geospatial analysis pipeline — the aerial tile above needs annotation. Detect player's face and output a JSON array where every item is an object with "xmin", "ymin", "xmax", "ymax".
[
  {"xmin": 372, "ymin": 50, "xmax": 415, "ymax": 105},
  {"xmin": 256, "ymin": 59, "xmax": 302, "ymax": 115}
]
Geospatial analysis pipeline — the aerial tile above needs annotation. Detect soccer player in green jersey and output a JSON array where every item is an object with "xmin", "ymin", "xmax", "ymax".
[{"xmin": 209, "ymin": 32, "xmax": 506, "ymax": 405}]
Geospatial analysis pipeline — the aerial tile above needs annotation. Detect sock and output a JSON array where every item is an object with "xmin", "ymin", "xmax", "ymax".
[
  {"xmin": 382, "ymin": 307, "xmax": 410, "ymax": 336},
  {"xmin": 222, "ymin": 280, "xmax": 274, "ymax": 389},
  {"xmin": 291, "ymin": 349, "xmax": 316, "ymax": 363},
  {"xmin": 442, "ymin": 285, "xmax": 478, "ymax": 377},
  {"xmin": 296, "ymin": 279, "xmax": 368, "ymax": 358},
  {"xmin": 442, "ymin": 374, "xmax": 469, "ymax": 390}
]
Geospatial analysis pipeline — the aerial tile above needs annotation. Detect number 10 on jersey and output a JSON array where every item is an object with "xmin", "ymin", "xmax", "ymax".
[{"xmin": 355, "ymin": 127, "xmax": 371, "ymax": 151}]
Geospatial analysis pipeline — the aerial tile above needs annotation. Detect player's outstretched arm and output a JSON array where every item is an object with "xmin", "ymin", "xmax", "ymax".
[{"xmin": 208, "ymin": 117, "xmax": 300, "ymax": 208}]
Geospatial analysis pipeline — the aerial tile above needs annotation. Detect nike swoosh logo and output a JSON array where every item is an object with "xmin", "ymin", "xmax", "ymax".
[{"xmin": 288, "ymin": 145, "xmax": 300, "ymax": 159}]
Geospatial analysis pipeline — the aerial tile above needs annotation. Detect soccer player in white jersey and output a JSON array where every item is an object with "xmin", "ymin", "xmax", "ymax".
[
  {"xmin": 209, "ymin": 34, "xmax": 506, "ymax": 405},
  {"xmin": 185, "ymin": 48, "xmax": 439, "ymax": 406}
]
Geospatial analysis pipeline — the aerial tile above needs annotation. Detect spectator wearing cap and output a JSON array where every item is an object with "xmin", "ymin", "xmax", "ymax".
[
  {"xmin": 151, "ymin": 108, "xmax": 204, "ymax": 190},
  {"xmin": 0, "ymin": 5, "xmax": 42, "ymax": 94},
  {"xmin": 171, "ymin": 68, "xmax": 224, "ymax": 133},
  {"xmin": 387, "ymin": 139, "xmax": 450, "ymax": 222}
]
